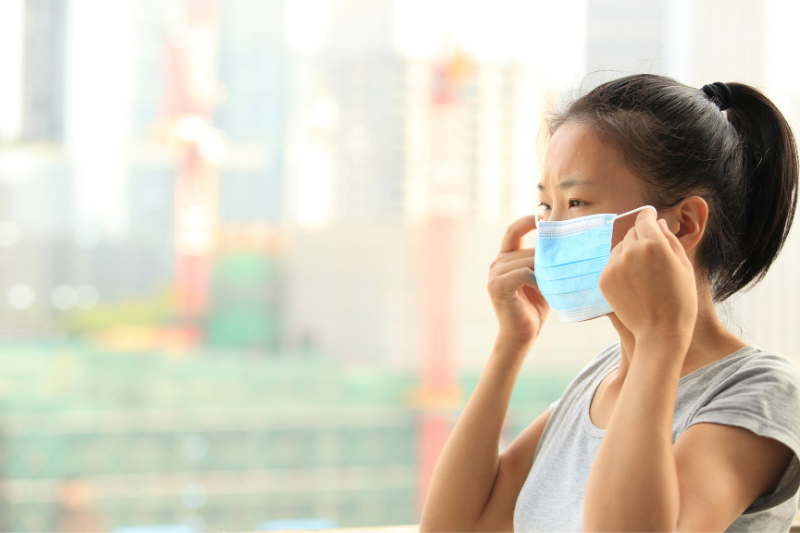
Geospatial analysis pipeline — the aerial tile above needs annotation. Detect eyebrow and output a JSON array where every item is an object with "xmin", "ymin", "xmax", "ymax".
[{"xmin": 537, "ymin": 179, "xmax": 596, "ymax": 191}]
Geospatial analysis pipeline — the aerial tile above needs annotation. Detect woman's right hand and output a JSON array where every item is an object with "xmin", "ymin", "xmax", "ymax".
[{"xmin": 487, "ymin": 214, "xmax": 550, "ymax": 345}]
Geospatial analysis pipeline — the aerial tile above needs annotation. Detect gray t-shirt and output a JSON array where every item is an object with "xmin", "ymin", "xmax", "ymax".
[{"xmin": 514, "ymin": 343, "xmax": 800, "ymax": 532}]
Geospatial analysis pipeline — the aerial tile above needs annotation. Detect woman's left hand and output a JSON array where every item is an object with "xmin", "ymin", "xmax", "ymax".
[{"xmin": 598, "ymin": 208, "xmax": 697, "ymax": 345}]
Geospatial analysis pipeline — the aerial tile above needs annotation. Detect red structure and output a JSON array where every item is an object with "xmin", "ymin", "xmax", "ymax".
[
  {"xmin": 162, "ymin": 0, "xmax": 222, "ymax": 338},
  {"xmin": 419, "ymin": 50, "xmax": 474, "ymax": 510}
]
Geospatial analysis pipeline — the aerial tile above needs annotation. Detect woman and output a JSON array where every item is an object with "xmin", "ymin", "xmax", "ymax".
[{"xmin": 419, "ymin": 74, "xmax": 800, "ymax": 532}]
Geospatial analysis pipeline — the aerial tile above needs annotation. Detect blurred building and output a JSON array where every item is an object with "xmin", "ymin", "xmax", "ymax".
[
  {"xmin": 0, "ymin": 0, "xmax": 170, "ymax": 340},
  {"xmin": 677, "ymin": 0, "xmax": 768, "ymax": 88},
  {"xmin": 0, "ymin": 345, "xmax": 567, "ymax": 531},
  {"xmin": 216, "ymin": 0, "xmax": 287, "ymax": 225},
  {"xmin": 206, "ymin": 0, "xmax": 290, "ymax": 350},
  {"xmin": 584, "ymin": 0, "xmax": 769, "ymax": 94},
  {"xmin": 0, "ymin": 0, "xmax": 70, "ymax": 339},
  {"xmin": 20, "ymin": 0, "xmax": 68, "ymax": 143},
  {"xmin": 0, "ymin": 0, "xmax": 292, "ymax": 347},
  {"xmin": 282, "ymin": 0, "xmax": 553, "ymax": 369},
  {"xmin": 586, "ymin": 0, "xmax": 669, "ymax": 75}
]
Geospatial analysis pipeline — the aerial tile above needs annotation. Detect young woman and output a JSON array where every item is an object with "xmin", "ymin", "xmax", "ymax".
[{"xmin": 419, "ymin": 74, "xmax": 800, "ymax": 532}]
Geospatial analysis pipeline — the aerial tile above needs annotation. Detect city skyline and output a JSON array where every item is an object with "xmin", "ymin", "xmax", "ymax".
[{"xmin": 0, "ymin": 2, "xmax": 800, "ymax": 528}]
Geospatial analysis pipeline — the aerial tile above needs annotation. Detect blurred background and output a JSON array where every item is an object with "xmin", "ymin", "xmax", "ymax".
[{"xmin": 0, "ymin": 0, "xmax": 799, "ymax": 531}]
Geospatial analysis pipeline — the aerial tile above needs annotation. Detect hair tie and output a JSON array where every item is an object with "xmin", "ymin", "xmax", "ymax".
[{"xmin": 701, "ymin": 82, "xmax": 733, "ymax": 111}]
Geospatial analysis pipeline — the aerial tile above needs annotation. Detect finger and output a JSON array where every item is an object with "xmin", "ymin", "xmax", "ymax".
[
  {"xmin": 634, "ymin": 208, "xmax": 666, "ymax": 241},
  {"xmin": 490, "ymin": 256, "xmax": 537, "ymax": 277},
  {"xmin": 636, "ymin": 206, "xmax": 657, "ymax": 222},
  {"xmin": 658, "ymin": 218, "xmax": 686, "ymax": 256},
  {"xmin": 489, "ymin": 268, "xmax": 538, "ymax": 297},
  {"xmin": 491, "ymin": 247, "xmax": 536, "ymax": 268},
  {"xmin": 500, "ymin": 215, "xmax": 539, "ymax": 253}
]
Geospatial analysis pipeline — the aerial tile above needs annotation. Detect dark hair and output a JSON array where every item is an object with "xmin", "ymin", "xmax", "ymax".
[{"xmin": 547, "ymin": 74, "xmax": 798, "ymax": 301}]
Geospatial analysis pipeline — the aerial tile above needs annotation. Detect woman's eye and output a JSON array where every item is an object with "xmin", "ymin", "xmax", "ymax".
[
  {"xmin": 538, "ymin": 202, "xmax": 551, "ymax": 211},
  {"xmin": 569, "ymin": 200, "xmax": 586, "ymax": 208}
]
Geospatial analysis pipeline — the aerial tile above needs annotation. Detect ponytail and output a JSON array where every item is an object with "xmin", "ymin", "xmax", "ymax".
[{"xmin": 722, "ymin": 83, "xmax": 798, "ymax": 299}]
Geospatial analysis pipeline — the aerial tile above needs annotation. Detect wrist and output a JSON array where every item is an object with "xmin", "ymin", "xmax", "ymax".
[
  {"xmin": 494, "ymin": 331, "xmax": 535, "ymax": 359},
  {"xmin": 634, "ymin": 326, "xmax": 692, "ymax": 350},
  {"xmin": 631, "ymin": 332, "xmax": 690, "ymax": 375},
  {"xmin": 496, "ymin": 327, "xmax": 536, "ymax": 349}
]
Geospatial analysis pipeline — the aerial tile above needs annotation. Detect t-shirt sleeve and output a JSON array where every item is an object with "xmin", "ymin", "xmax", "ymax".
[
  {"xmin": 549, "ymin": 398, "xmax": 560, "ymax": 414},
  {"xmin": 687, "ymin": 353, "xmax": 800, "ymax": 513}
]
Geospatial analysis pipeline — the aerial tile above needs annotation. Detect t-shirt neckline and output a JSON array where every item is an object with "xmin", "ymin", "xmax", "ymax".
[{"xmin": 582, "ymin": 344, "xmax": 758, "ymax": 437}]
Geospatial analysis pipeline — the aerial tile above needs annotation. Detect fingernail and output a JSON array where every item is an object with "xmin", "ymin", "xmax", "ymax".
[{"xmin": 526, "ymin": 270, "xmax": 537, "ymax": 283}]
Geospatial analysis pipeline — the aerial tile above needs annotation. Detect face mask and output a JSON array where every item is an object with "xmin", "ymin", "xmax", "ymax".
[{"xmin": 534, "ymin": 205, "xmax": 657, "ymax": 322}]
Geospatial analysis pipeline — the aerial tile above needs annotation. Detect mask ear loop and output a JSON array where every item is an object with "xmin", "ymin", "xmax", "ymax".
[{"xmin": 612, "ymin": 205, "xmax": 658, "ymax": 222}]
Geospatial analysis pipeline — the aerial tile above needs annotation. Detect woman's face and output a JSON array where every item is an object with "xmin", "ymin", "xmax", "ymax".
[{"xmin": 538, "ymin": 121, "xmax": 650, "ymax": 247}]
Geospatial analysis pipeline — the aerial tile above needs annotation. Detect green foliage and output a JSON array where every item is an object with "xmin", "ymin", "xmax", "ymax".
[{"xmin": 60, "ymin": 289, "xmax": 179, "ymax": 334}]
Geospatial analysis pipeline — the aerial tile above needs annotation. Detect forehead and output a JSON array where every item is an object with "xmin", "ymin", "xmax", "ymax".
[{"xmin": 539, "ymin": 121, "xmax": 640, "ymax": 192}]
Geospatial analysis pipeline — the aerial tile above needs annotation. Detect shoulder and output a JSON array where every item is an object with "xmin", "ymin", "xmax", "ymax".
[
  {"xmin": 685, "ymin": 346, "xmax": 800, "ymax": 456},
  {"xmin": 736, "ymin": 350, "xmax": 800, "ymax": 405},
  {"xmin": 724, "ymin": 347, "xmax": 800, "ymax": 380},
  {"xmin": 688, "ymin": 347, "xmax": 800, "ymax": 407}
]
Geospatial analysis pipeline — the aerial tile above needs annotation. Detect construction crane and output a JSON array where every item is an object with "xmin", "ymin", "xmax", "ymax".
[
  {"xmin": 162, "ymin": 0, "xmax": 224, "ymax": 342},
  {"xmin": 418, "ymin": 49, "xmax": 474, "ymax": 510}
]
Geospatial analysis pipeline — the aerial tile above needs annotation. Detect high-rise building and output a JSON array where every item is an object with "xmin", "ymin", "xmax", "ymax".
[
  {"xmin": 202, "ymin": 0, "xmax": 290, "ymax": 350},
  {"xmin": 0, "ymin": 151, "xmax": 74, "ymax": 339},
  {"xmin": 21, "ymin": 0, "xmax": 68, "ymax": 142},
  {"xmin": 586, "ymin": 0, "xmax": 669, "ymax": 76},
  {"xmin": 0, "ymin": 0, "xmax": 71, "ymax": 338},
  {"xmin": 216, "ymin": 0, "xmax": 288, "ymax": 224},
  {"xmin": 281, "ymin": 0, "xmax": 575, "ymax": 368}
]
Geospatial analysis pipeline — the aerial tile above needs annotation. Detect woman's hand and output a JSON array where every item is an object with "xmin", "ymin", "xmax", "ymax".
[
  {"xmin": 599, "ymin": 208, "xmax": 697, "ymax": 345},
  {"xmin": 488, "ymin": 215, "xmax": 550, "ymax": 345}
]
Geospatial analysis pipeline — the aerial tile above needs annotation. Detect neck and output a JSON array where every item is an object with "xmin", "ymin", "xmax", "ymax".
[{"xmin": 609, "ymin": 280, "xmax": 747, "ymax": 381}]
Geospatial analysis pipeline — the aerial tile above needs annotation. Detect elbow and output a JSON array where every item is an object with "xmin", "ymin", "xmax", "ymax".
[
  {"xmin": 418, "ymin": 518, "xmax": 434, "ymax": 533},
  {"xmin": 419, "ymin": 515, "xmax": 475, "ymax": 533},
  {"xmin": 419, "ymin": 520, "xmax": 446, "ymax": 533},
  {"xmin": 419, "ymin": 516, "xmax": 465, "ymax": 533},
  {"xmin": 418, "ymin": 524, "xmax": 435, "ymax": 533},
  {"xmin": 418, "ymin": 508, "xmax": 440, "ymax": 533},
  {"xmin": 583, "ymin": 512, "xmax": 678, "ymax": 532}
]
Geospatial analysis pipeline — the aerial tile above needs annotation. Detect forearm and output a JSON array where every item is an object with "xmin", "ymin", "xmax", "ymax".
[
  {"xmin": 420, "ymin": 335, "xmax": 531, "ymax": 532},
  {"xmin": 583, "ymin": 340, "xmax": 686, "ymax": 532}
]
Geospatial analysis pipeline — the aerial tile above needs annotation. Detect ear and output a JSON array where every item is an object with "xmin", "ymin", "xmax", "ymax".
[{"xmin": 663, "ymin": 196, "xmax": 709, "ymax": 256}]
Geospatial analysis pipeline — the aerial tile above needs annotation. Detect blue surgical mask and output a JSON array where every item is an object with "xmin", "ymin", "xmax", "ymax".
[{"xmin": 534, "ymin": 205, "xmax": 657, "ymax": 322}]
